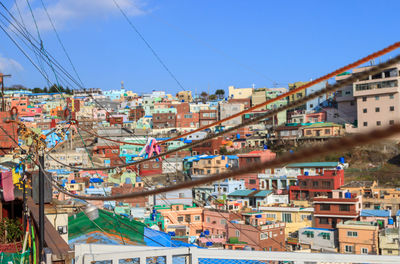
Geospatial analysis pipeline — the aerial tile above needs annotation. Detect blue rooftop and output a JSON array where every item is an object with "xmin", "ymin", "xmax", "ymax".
[{"xmin": 361, "ymin": 209, "xmax": 391, "ymax": 217}]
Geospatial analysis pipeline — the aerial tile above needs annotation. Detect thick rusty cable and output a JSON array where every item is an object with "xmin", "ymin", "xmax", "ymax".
[
  {"xmin": 49, "ymin": 123, "xmax": 400, "ymax": 200},
  {"xmin": 46, "ymin": 54, "xmax": 400, "ymax": 171},
  {"xmin": 159, "ymin": 42, "xmax": 400, "ymax": 144},
  {"xmin": 71, "ymin": 42, "xmax": 400, "ymax": 147}
]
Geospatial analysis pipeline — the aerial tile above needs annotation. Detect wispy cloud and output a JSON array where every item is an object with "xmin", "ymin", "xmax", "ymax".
[
  {"xmin": 0, "ymin": 55, "xmax": 23, "ymax": 72},
  {"xmin": 10, "ymin": 0, "xmax": 147, "ymax": 32}
]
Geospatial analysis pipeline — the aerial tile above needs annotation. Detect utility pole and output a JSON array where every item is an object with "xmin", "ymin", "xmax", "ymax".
[
  {"xmin": 38, "ymin": 153, "xmax": 45, "ymax": 263},
  {"xmin": 0, "ymin": 73, "xmax": 12, "ymax": 111}
]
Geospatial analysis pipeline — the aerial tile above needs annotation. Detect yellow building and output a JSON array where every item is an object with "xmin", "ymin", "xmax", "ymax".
[
  {"xmin": 379, "ymin": 228, "xmax": 399, "ymax": 255},
  {"xmin": 288, "ymin": 81, "xmax": 308, "ymax": 109},
  {"xmin": 258, "ymin": 205, "xmax": 314, "ymax": 237},
  {"xmin": 228, "ymin": 85, "xmax": 253, "ymax": 99},
  {"xmin": 302, "ymin": 122, "xmax": 343, "ymax": 138},
  {"xmin": 176, "ymin": 91, "xmax": 193, "ymax": 102}
]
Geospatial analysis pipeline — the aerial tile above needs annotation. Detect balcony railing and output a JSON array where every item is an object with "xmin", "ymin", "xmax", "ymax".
[{"xmin": 74, "ymin": 244, "xmax": 400, "ymax": 264}]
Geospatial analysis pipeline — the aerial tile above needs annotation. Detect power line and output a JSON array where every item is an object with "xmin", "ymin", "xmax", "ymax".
[
  {"xmin": 112, "ymin": 0, "xmax": 186, "ymax": 91},
  {"xmin": 46, "ymin": 54, "xmax": 400, "ymax": 171}
]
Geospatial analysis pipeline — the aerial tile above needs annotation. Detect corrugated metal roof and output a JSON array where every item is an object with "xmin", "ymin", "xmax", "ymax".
[
  {"xmin": 253, "ymin": 190, "xmax": 272, "ymax": 197},
  {"xmin": 228, "ymin": 190, "xmax": 253, "ymax": 196},
  {"xmin": 361, "ymin": 209, "xmax": 391, "ymax": 217}
]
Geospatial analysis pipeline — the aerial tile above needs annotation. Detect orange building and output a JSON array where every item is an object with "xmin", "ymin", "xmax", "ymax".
[
  {"xmin": 156, "ymin": 204, "xmax": 203, "ymax": 237},
  {"xmin": 337, "ymin": 221, "xmax": 379, "ymax": 255}
]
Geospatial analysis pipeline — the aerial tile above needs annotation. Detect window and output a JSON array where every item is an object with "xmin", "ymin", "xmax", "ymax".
[
  {"xmin": 306, "ymin": 231, "xmax": 314, "ymax": 238},
  {"xmin": 177, "ymin": 216, "xmax": 184, "ymax": 222},
  {"xmin": 321, "ymin": 233, "xmax": 330, "ymax": 240},
  {"xmin": 194, "ymin": 215, "xmax": 201, "ymax": 221},
  {"xmin": 362, "ymin": 97, "xmax": 367, "ymax": 102},
  {"xmin": 347, "ymin": 231, "xmax": 358, "ymax": 237},
  {"xmin": 390, "ymin": 94, "xmax": 395, "ymax": 99},
  {"xmin": 266, "ymin": 214, "xmax": 276, "ymax": 219},
  {"xmin": 249, "ymin": 179, "xmax": 256, "ymax": 184},
  {"xmin": 320, "ymin": 204, "xmax": 330, "ymax": 211},
  {"xmin": 260, "ymin": 233, "xmax": 268, "ymax": 240},
  {"xmin": 377, "ymin": 121, "xmax": 381, "ymax": 126},
  {"xmin": 324, "ymin": 129, "xmax": 330, "ymax": 135},
  {"xmin": 345, "ymin": 245, "xmax": 353, "ymax": 253},
  {"xmin": 390, "ymin": 106, "xmax": 395, "ymax": 111},
  {"xmin": 363, "ymin": 108, "xmax": 367, "ymax": 113},
  {"xmin": 235, "ymin": 230, "xmax": 240, "ymax": 237},
  {"xmin": 340, "ymin": 204, "xmax": 350, "ymax": 211},
  {"xmin": 388, "ymin": 250, "xmax": 393, "ymax": 254},
  {"xmin": 363, "ymin": 122, "xmax": 368, "ymax": 127},
  {"xmin": 375, "ymin": 107, "xmax": 380, "ymax": 112},
  {"xmin": 313, "ymin": 181, "xmax": 319, "ymax": 187},
  {"xmin": 207, "ymin": 217, "xmax": 211, "ymax": 223},
  {"xmin": 390, "ymin": 120, "xmax": 395, "ymax": 125},
  {"xmin": 350, "ymin": 101, "xmax": 355, "ymax": 106},
  {"xmin": 319, "ymin": 218, "xmax": 329, "ymax": 224},
  {"xmin": 179, "ymin": 193, "xmax": 185, "ymax": 198},
  {"xmin": 220, "ymin": 219, "xmax": 227, "ymax": 225},
  {"xmin": 375, "ymin": 96, "xmax": 379, "ymax": 100},
  {"xmin": 322, "ymin": 181, "xmax": 331, "ymax": 188},
  {"xmin": 361, "ymin": 248, "xmax": 368, "ymax": 254},
  {"xmin": 306, "ymin": 130, "xmax": 312, "ymax": 135},
  {"xmin": 282, "ymin": 213, "xmax": 292, "ymax": 223}
]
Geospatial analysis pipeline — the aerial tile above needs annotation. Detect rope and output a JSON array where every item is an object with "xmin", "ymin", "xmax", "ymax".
[{"xmin": 46, "ymin": 54, "xmax": 400, "ymax": 171}]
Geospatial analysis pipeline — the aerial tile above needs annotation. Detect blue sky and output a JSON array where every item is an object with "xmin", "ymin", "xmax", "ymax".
[{"xmin": 0, "ymin": 0, "xmax": 399, "ymax": 95}]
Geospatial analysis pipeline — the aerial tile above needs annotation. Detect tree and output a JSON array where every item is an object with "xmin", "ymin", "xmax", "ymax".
[
  {"xmin": 43, "ymin": 87, "xmax": 48, "ymax": 93},
  {"xmin": 215, "ymin": 89, "xmax": 225, "ymax": 99},
  {"xmin": 200, "ymin": 91, "xmax": 208, "ymax": 103},
  {"xmin": 208, "ymin": 94, "xmax": 217, "ymax": 101},
  {"xmin": 32, "ymin": 87, "xmax": 42, "ymax": 93}
]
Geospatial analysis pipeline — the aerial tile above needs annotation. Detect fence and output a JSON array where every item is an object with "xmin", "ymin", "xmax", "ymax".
[{"xmin": 74, "ymin": 244, "xmax": 400, "ymax": 264}]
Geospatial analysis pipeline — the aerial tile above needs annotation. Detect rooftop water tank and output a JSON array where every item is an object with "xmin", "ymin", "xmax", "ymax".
[{"xmin": 345, "ymin": 192, "xmax": 352, "ymax": 199}]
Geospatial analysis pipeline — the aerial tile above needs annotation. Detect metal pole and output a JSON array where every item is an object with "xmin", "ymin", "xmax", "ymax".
[
  {"xmin": 0, "ymin": 73, "xmax": 11, "ymax": 111},
  {"xmin": 39, "ymin": 153, "xmax": 45, "ymax": 263}
]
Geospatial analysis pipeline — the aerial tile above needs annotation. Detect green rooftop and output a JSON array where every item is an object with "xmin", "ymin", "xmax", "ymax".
[{"xmin": 286, "ymin": 162, "xmax": 339, "ymax": 168}]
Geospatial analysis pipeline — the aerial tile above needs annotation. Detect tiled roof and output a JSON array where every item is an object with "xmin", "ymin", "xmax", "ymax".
[{"xmin": 253, "ymin": 190, "xmax": 272, "ymax": 197}]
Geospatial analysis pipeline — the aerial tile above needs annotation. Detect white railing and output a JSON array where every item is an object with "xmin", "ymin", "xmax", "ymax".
[{"xmin": 74, "ymin": 244, "xmax": 400, "ymax": 264}]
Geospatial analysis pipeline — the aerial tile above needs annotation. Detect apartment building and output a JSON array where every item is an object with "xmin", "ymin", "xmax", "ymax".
[
  {"xmin": 353, "ymin": 64, "xmax": 400, "ymax": 132},
  {"xmin": 298, "ymin": 227, "xmax": 337, "ymax": 252},
  {"xmin": 199, "ymin": 109, "xmax": 218, "ymax": 126},
  {"xmin": 191, "ymin": 155, "xmax": 230, "ymax": 179},
  {"xmin": 226, "ymin": 221, "xmax": 286, "ymax": 251},
  {"xmin": 313, "ymin": 190, "xmax": 362, "ymax": 229},
  {"xmin": 328, "ymin": 72, "xmax": 357, "ymax": 124},
  {"xmin": 337, "ymin": 221, "xmax": 379, "ymax": 255},
  {"xmin": 258, "ymin": 206, "xmax": 314, "ymax": 237},
  {"xmin": 152, "ymin": 112, "xmax": 176, "ymax": 129},
  {"xmin": 219, "ymin": 102, "xmax": 244, "ymax": 126},
  {"xmin": 379, "ymin": 228, "xmax": 400, "ymax": 255},
  {"xmin": 200, "ymin": 209, "xmax": 230, "ymax": 245},
  {"xmin": 228, "ymin": 85, "xmax": 253, "ymax": 99},
  {"xmin": 289, "ymin": 169, "xmax": 345, "ymax": 201},
  {"xmin": 156, "ymin": 204, "xmax": 203, "ymax": 237}
]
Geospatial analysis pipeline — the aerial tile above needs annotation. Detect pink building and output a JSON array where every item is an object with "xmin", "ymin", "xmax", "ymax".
[
  {"xmin": 353, "ymin": 64, "xmax": 400, "ymax": 132},
  {"xmin": 199, "ymin": 209, "xmax": 229, "ymax": 245},
  {"xmin": 305, "ymin": 112, "xmax": 326, "ymax": 123},
  {"xmin": 237, "ymin": 150, "xmax": 276, "ymax": 169}
]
